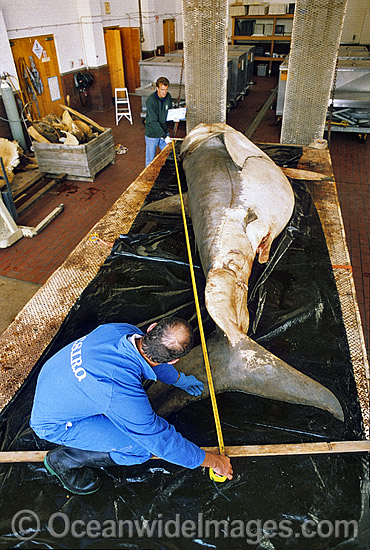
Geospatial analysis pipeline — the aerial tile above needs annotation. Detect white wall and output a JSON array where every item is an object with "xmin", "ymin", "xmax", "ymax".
[
  {"xmin": 0, "ymin": 0, "xmax": 159, "ymax": 76},
  {"xmin": 0, "ymin": 9, "xmax": 17, "ymax": 78},
  {"xmin": 341, "ymin": 0, "xmax": 370, "ymax": 43},
  {"xmin": 99, "ymin": 0, "xmax": 138, "ymax": 27},
  {"xmin": 154, "ymin": 0, "xmax": 183, "ymax": 49},
  {"xmin": 76, "ymin": 0, "xmax": 107, "ymax": 68},
  {"xmin": 0, "ymin": 0, "xmax": 87, "ymax": 73},
  {"xmin": 97, "ymin": 0, "xmax": 183, "ymax": 51}
]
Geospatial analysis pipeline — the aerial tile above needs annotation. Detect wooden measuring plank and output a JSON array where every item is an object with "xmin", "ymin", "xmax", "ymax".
[
  {"xmin": 14, "ymin": 175, "xmax": 53, "ymax": 207},
  {"xmin": 213, "ymin": 440, "xmax": 370, "ymax": 457},
  {"xmin": 245, "ymin": 86, "xmax": 278, "ymax": 138},
  {"xmin": 59, "ymin": 105, "xmax": 106, "ymax": 133},
  {"xmin": 0, "ymin": 441, "xmax": 369, "ymax": 463}
]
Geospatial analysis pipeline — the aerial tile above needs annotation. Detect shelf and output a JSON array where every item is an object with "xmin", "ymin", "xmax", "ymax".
[
  {"xmin": 231, "ymin": 14, "xmax": 293, "ymax": 74},
  {"xmin": 234, "ymin": 14, "xmax": 294, "ymax": 19},
  {"xmin": 232, "ymin": 35, "xmax": 291, "ymax": 41},
  {"xmin": 254, "ymin": 56, "xmax": 287, "ymax": 62}
]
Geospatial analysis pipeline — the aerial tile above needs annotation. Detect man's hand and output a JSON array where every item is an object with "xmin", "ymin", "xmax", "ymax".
[
  {"xmin": 164, "ymin": 136, "xmax": 172, "ymax": 145},
  {"xmin": 173, "ymin": 373, "xmax": 204, "ymax": 396},
  {"xmin": 201, "ymin": 452, "xmax": 233, "ymax": 480}
]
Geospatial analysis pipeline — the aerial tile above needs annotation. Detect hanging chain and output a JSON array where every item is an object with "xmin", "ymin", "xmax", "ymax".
[
  {"xmin": 327, "ymin": 57, "xmax": 338, "ymax": 148},
  {"xmin": 173, "ymin": 55, "xmax": 185, "ymax": 137},
  {"xmin": 138, "ymin": 0, "xmax": 145, "ymax": 43},
  {"xmin": 176, "ymin": 55, "xmax": 185, "ymax": 106}
]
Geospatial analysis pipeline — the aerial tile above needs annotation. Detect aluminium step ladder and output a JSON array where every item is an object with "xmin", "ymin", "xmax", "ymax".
[{"xmin": 115, "ymin": 88, "xmax": 133, "ymax": 125}]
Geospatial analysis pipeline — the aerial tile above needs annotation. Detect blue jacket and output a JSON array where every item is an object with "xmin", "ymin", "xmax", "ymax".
[{"xmin": 30, "ymin": 324, "xmax": 205, "ymax": 469}]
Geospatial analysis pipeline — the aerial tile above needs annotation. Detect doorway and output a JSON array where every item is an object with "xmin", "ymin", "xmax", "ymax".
[
  {"xmin": 104, "ymin": 28, "xmax": 126, "ymax": 98},
  {"xmin": 163, "ymin": 19, "xmax": 175, "ymax": 53},
  {"xmin": 120, "ymin": 27, "xmax": 141, "ymax": 92},
  {"xmin": 104, "ymin": 27, "xmax": 141, "ymax": 95},
  {"xmin": 10, "ymin": 35, "xmax": 64, "ymax": 119}
]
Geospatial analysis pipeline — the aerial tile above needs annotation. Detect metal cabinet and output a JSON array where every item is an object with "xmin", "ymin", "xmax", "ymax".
[
  {"xmin": 228, "ymin": 45, "xmax": 255, "ymax": 93},
  {"xmin": 276, "ymin": 54, "xmax": 370, "ymax": 135}
]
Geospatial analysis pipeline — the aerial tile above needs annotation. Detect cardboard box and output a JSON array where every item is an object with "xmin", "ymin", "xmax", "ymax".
[
  {"xmin": 230, "ymin": 4, "xmax": 248, "ymax": 16},
  {"xmin": 268, "ymin": 4, "xmax": 287, "ymax": 15},
  {"xmin": 265, "ymin": 23, "xmax": 274, "ymax": 35},
  {"xmin": 254, "ymin": 23, "xmax": 265, "ymax": 35},
  {"xmin": 248, "ymin": 3, "xmax": 269, "ymax": 16}
]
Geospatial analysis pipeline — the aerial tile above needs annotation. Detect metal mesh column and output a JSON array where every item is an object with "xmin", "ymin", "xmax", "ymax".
[
  {"xmin": 182, "ymin": 0, "xmax": 228, "ymax": 132},
  {"xmin": 281, "ymin": 0, "xmax": 348, "ymax": 144}
]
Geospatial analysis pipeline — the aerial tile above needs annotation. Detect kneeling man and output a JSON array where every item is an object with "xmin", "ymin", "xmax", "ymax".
[{"xmin": 31, "ymin": 317, "xmax": 233, "ymax": 494}]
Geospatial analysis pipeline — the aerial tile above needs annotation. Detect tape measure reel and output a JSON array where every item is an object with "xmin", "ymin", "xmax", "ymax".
[{"xmin": 209, "ymin": 468, "xmax": 227, "ymax": 483}]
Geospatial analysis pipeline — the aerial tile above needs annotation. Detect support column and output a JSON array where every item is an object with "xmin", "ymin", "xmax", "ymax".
[
  {"xmin": 182, "ymin": 0, "xmax": 228, "ymax": 132},
  {"xmin": 281, "ymin": 0, "xmax": 348, "ymax": 144}
]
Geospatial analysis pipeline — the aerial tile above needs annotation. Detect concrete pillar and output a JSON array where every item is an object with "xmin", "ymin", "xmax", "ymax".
[
  {"xmin": 182, "ymin": 0, "xmax": 228, "ymax": 132},
  {"xmin": 281, "ymin": 0, "xmax": 348, "ymax": 145}
]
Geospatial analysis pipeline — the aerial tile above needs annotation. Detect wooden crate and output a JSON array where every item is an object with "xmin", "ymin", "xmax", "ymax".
[{"xmin": 33, "ymin": 128, "xmax": 116, "ymax": 182}]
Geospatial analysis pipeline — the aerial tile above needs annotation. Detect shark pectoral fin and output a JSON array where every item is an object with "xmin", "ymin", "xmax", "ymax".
[
  {"xmin": 141, "ymin": 193, "xmax": 188, "ymax": 215},
  {"xmin": 282, "ymin": 167, "xmax": 333, "ymax": 181},
  {"xmin": 179, "ymin": 123, "xmax": 225, "ymax": 158}
]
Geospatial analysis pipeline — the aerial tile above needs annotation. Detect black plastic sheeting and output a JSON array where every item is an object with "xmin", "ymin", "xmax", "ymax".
[{"xmin": 0, "ymin": 145, "xmax": 369, "ymax": 549}]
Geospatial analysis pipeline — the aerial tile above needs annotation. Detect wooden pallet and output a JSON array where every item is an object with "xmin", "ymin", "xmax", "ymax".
[{"xmin": 10, "ymin": 170, "xmax": 66, "ymax": 215}]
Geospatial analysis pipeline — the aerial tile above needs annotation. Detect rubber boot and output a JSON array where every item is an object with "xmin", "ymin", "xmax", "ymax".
[{"xmin": 44, "ymin": 446, "xmax": 116, "ymax": 495}]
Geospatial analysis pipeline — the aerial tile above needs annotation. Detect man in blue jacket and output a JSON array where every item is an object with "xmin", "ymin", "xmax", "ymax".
[
  {"xmin": 30, "ymin": 317, "xmax": 233, "ymax": 495},
  {"xmin": 144, "ymin": 76, "xmax": 172, "ymax": 166}
]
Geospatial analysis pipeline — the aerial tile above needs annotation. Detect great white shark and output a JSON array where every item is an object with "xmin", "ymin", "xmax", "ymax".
[{"xmin": 146, "ymin": 123, "xmax": 344, "ymax": 421}]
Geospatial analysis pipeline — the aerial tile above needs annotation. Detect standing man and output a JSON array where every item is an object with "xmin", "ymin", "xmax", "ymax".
[
  {"xmin": 145, "ymin": 76, "xmax": 172, "ymax": 166},
  {"xmin": 30, "ymin": 317, "xmax": 233, "ymax": 495}
]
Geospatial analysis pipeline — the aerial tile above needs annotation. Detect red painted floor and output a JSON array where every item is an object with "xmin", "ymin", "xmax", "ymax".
[{"xmin": 1, "ymin": 76, "xmax": 369, "ymax": 354}]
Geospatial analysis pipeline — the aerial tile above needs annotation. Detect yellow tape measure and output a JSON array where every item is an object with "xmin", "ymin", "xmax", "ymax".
[
  {"xmin": 209, "ymin": 469, "xmax": 227, "ymax": 483},
  {"xmin": 172, "ymin": 141, "xmax": 227, "ymax": 482}
]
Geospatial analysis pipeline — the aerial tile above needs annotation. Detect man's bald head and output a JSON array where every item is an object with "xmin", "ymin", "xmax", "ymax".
[{"xmin": 141, "ymin": 317, "xmax": 193, "ymax": 364}]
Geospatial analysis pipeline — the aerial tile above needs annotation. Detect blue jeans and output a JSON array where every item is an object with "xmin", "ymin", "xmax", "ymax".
[{"xmin": 145, "ymin": 136, "xmax": 167, "ymax": 166}]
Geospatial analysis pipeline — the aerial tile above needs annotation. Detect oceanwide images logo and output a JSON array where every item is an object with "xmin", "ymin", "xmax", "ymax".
[{"xmin": 11, "ymin": 510, "xmax": 359, "ymax": 543}]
